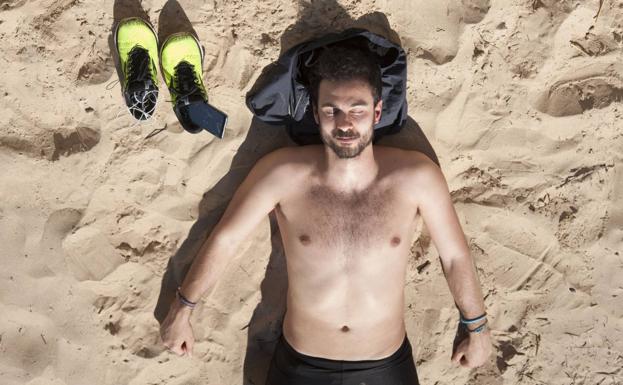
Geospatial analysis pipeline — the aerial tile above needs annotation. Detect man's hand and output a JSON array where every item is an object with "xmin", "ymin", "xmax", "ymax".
[
  {"xmin": 160, "ymin": 300, "xmax": 195, "ymax": 357},
  {"xmin": 451, "ymin": 323, "xmax": 492, "ymax": 368}
]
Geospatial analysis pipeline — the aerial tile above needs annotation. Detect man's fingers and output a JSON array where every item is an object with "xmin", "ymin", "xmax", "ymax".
[
  {"xmin": 170, "ymin": 345, "xmax": 185, "ymax": 356},
  {"xmin": 163, "ymin": 340, "xmax": 187, "ymax": 356},
  {"xmin": 181, "ymin": 341, "xmax": 193, "ymax": 358},
  {"xmin": 451, "ymin": 351, "xmax": 462, "ymax": 364},
  {"xmin": 185, "ymin": 339, "xmax": 194, "ymax": 358},
  {"xmin": 460, "ymin": 356, "xmax": 469, "ymax": 367}
]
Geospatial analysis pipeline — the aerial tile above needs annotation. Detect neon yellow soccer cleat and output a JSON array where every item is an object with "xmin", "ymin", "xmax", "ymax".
[
  {"xmin": 160, "ymin": 32, "xmax": 227, "ymax": 137},
  {"xmin": 114, "ymin": 17, "xmax": 160, "ymax": 120}
]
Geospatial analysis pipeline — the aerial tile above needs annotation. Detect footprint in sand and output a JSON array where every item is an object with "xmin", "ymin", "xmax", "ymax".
[
  {"xmin": 51, "ymin": 125, "xmax": 101, "ymax": 161},
  {"xmin": 569, "ymin": 0, "xmax": 623, "ymax": 57},
  {"xmin": 450, "ymin": 166, "xmax": 510, "ymax": 207},
  {"xmin": 0, "ymin": 0, "xmax": 27, "ymax": 10},
  {"xmin": 534, "ymin": 63, "xmax": 623, "ymax": 117},
  {"xmin": 76, "ymin": 53, "xmax": 115, "ymax": 85},
  {"xmin": 380, "ymin": 0, "xmax": 491, "ymax": 64},
  {"xmin": 62, "ymin": 225, "xmax": 125, "ymax": 281},
  {"xmin": 37, "ymin": 208, "xmax": 83, "ymax": 276},
  {"xmin": 0, "ymin": 113, "xmax": 101, "ymax": 161},
  {"xmin": 31, "ymin": 0, "xmax": 82, "ymax": 35},
  {"xmin": 570, "ymin": 33, "xmax": 618, "ymax": 57}
]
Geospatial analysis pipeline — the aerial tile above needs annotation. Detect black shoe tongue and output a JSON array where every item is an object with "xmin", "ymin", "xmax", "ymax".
[
  {"xmin": 174, "ymin": 62, "xmax": 206, "ymax": 102},
  {"xmin": 127, "ymin": 80, "xmax": 157, "ymax": 94}
]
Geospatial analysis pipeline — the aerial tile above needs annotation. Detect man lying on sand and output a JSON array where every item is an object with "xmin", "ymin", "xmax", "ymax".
[{"xmin": 159, "ymin": 43, "xmax": 492, "ymax": 384}]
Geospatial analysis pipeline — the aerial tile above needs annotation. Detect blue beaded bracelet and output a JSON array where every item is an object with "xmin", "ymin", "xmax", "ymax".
[
  {"xmin": 460, "ymin": 312, "xmax": 487, "ymax": 325},
  {"xmin": 465, "ymin": 319, "xmax": 488, "ymax": 333},
  {"xmin": 176, "ymin": 287, "xmax": 197, "ymax": 309}
]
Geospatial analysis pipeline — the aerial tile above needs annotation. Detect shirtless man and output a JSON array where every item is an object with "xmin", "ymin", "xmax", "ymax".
[{"xmin": 159, "ymin": 44, "xmax": 492, "ymax": 384}]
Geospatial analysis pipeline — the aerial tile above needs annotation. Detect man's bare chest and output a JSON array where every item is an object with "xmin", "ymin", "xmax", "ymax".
[{"xmin": 276, "ymin": 184, "xmax": 418, "ymax": 250}]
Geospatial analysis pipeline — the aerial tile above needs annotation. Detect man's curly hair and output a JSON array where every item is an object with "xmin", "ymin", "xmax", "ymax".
[{"xmin": 308, "ymin": 42, "xmax": 382, "ymax": 107}]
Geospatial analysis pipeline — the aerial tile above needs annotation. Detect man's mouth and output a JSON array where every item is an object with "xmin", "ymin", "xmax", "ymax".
[{"xmin": 336, "ymin": 136, "xmax": 357, "ymax": 141}]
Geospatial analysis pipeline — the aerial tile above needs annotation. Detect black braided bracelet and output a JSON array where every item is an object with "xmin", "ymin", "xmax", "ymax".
[{"xmin": 176, "ymin": 287, "xmax": 197, "ymax": 309}]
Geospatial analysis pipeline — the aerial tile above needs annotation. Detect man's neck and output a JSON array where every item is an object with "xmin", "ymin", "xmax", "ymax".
[{"xmin": 321, "ymin": 144, "xmax": 379, "ymax": 192}]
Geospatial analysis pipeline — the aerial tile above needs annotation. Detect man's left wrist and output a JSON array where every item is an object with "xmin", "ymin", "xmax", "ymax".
[
  {"xmin": 464, "ymin": 318, "xmax": 489, "ymax": 334},
  {"xmin": 468, "ymin": 326, "xmax": 490, "ymax": 335},
  {"xmin": 467, "ymin": 318, "xmax": 487, "ymax": 328}
]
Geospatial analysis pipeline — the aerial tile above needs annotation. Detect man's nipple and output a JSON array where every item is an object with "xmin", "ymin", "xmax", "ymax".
[
  {"xmin": 299, "ymin": 234, "xmax": 311, "ymax": 245},
  {"xmin": 390, "ymin": 236, "xmax": 401, "ymax": 247}
]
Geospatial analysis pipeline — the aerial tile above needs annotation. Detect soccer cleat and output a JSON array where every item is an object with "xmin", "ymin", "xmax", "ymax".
[
  {"xmin": 160, "ymin": 32, "xmax": 217, "ymax": 134},
  {"xmin": 114, "ymin": 17, "xmax": 160, "ymax": 120}
]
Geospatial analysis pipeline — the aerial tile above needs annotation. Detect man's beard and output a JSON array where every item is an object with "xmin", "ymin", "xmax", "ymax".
[{"xmin": 320, "ymin": 126, "xmax": 374, "ymax": 159}]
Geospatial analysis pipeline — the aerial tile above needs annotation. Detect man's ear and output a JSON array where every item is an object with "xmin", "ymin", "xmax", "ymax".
[{"xmin": 374, "ymin": 99, "xmax": 383, "ymax": 124}]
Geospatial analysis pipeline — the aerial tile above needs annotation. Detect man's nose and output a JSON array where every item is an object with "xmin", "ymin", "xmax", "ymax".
[{"xmin": 335, "ymin": 111, "xmax": 353, "ymax": 131}]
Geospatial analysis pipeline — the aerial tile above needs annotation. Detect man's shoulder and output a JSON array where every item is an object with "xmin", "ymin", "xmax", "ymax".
[
  {"xmin": 260, "ymin": 145, "xmax": 321, "ymax": 165},
  {"xmin": 375, "ymin": 145, "xmax": 444, "ymax": 202},
  {"xmin": 254, "ymin": 145, "xmax": 319, "ymax": 179},
  {"xmin": 375, "ymin": 145, "xmax": 438, "ymax": 171}
]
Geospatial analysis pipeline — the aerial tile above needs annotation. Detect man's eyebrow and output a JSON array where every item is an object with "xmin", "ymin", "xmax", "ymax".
[
  {"xmin": 350, "ymin": 99, "xmax": 370, "ymax": 107},
  {"xmin": 320, "ymin": 100, "xmax": 370, "ymax": 108}
]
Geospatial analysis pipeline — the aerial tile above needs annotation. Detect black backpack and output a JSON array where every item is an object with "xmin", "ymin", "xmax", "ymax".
[{"xmin": 246, "ymin": 28, "xmax": 408, "ymax": 145}]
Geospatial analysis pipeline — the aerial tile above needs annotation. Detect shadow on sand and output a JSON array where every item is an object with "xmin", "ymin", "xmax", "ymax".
[{"xmin": 111, "ymin": 1, "xmax": 438, "ymax": 384}]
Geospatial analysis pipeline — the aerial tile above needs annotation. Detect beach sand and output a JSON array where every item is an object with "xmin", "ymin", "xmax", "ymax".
[{"xmin": 1, "ymin": 0, "xmax": 622, "ymax": 384}]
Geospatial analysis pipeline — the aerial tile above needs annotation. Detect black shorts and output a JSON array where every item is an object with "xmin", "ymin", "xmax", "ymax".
[{"xmin": 265, "ymin": 332, "xmax": 420, "ymax": 385}]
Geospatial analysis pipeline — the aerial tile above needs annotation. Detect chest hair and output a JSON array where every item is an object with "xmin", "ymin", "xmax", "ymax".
[{"xmin": 304, "ymin": 184, "xmax": 394, "ymax": 250}]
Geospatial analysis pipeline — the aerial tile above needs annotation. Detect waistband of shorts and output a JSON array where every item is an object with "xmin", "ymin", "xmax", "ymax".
[{"xmin": 278, "ymin": 332, "xmax": 412, "ymax": 371}]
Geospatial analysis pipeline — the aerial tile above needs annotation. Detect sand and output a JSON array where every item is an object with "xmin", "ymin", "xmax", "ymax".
[{"xmin": 1, "ymin": 0, "xmax": 622, "ymax": 384}]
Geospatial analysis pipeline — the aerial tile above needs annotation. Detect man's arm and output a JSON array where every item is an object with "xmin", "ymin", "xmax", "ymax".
[
  {"xmin": 160, "ymin": 147, "xmax": 295, "ymax": 356},
  {"xmin": 179, "ymin": 147, "xmax": 293, "ymax": 304},
  {"xmin": 412, "ymin": 154, "xmax": 491, "ymax": 367},
  {"xmin": 413, "ymin": 156, "xmax": 487, "ymax": 323}
]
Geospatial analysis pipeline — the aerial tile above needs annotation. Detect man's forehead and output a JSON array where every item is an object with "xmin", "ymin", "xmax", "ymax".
[
  {"xmin": 320, "ymin": 99, "xmax": 369, "ymax": 108},
  {"xmin": 317, "ymin": 78, "xmax": 374, "ymax": 106}
]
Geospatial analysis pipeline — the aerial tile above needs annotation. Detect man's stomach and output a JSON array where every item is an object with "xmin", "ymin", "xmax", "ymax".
[{"xmin": 281, "ymin": 279, "xmax": 407, "ymax": 360}]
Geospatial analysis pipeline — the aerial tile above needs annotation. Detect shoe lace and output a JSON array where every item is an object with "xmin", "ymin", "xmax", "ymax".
[
  {"xmin": 126, "ymin": 45, "xmax": 153, "ymax": 85},
  {"xmin": 170, "ymin": 61, "xmax": 206, "ymax": 102},
  {"xmin": 122, "ymin": 45, "xmax": 158, "ymax": 120}
]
